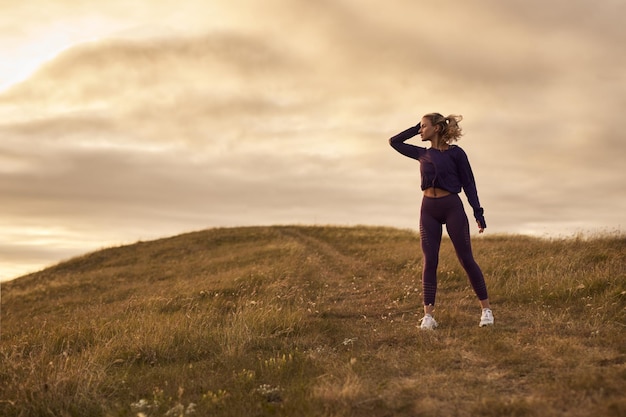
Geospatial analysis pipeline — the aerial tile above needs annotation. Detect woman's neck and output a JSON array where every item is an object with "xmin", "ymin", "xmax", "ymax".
[{"xmin": 431, "ymin": 137, "xmax": 449, "ymax": 151}]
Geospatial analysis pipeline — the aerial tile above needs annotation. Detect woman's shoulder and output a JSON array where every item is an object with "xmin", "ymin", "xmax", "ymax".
[
  {"xmin": 448, "ymin": 145, "xmax": 470, "ymax": 161},
  {"xmin": 448, "ymin": 145, "xmax": 466, "ymax": 154}
]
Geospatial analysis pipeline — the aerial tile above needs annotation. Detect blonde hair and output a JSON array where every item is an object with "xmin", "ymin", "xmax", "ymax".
[{"xmin": 423, "ymin": 113, "xmax": 464, "ymax": 143}]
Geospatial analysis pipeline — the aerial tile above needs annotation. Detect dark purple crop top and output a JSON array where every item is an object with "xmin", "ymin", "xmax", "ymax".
[{"xmin": 389, "ymin": 123, "xmax": 486, "ymax": 228}]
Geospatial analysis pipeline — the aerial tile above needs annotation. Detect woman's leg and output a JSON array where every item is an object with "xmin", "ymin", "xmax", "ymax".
[
  {"xmin": 444, "ymin": 196, "xmax": 489, "ymax": 302},
  {"xmin": 420, "ymin": 197, "xmax": 443, "ymax": 312}
]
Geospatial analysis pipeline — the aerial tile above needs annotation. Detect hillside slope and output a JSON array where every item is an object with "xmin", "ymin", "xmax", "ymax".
[{"xmin": 1, "ymin": 225, "xmax": 625, "ymax": 417}]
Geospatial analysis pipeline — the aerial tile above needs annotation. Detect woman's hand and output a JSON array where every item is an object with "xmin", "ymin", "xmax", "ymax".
[{"xmin": 477, "ymin": 221, "xmax": 485, "ymax": 234}]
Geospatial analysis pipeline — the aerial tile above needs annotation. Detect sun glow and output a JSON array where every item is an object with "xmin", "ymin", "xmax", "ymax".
[{"xmin": 0, "ymin": 18, "xmax": 114, "ymax": 93}]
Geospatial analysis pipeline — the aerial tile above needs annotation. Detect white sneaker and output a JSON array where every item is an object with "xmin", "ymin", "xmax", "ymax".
[
  {"xmin": 479, "ymin": 308, "xmax": 494, "ymax": 327},
  {"xmin": 420, "ymin": 314, "xmax": 438, "ymax": 330}
]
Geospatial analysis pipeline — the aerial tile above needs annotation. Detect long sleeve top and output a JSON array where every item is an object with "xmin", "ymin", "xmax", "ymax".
[{"xmin": 389, "ymin": 123, "xmax": 487, "ymax": 229}]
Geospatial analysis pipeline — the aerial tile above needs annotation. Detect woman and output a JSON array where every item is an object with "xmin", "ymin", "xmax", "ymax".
[{"xmin": 389, "ymin": 113, "xmax": 493, "ymax": 329}]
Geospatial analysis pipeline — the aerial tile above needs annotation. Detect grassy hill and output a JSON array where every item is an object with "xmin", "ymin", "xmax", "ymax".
[{"xmin": 1, "ymin": 225, "xmax": 625, "ymax": 417}]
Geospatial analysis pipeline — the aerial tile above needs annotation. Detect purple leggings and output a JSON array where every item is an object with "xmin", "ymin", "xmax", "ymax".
[{"xmin": 419, "ymin": 193, "xmax": 488, "ymax": 306}]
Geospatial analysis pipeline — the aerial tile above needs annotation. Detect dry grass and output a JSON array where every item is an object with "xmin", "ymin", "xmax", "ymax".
[{"xmin": 1, "ymin": 225, "xmax": 625, "ymax": 417}]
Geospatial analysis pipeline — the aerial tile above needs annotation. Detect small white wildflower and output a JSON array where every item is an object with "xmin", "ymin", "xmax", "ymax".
[
  {"xmin": 165, "ymin": 403, "xmax": 184, "ymax": 417},
  {"xmin": 342, "ymin": 337, "xmax": 357, "ymax": 346},
  {"xmin": 185, "ymin": 402, "xmax": 197, "ymax": 415},
  {"xmin": 254, "ymin": 384, "xmax": 283, "ymax": 403},
  {"xmin": 130, "ymin": 399, "xmax": 149, "ymax": 412}
]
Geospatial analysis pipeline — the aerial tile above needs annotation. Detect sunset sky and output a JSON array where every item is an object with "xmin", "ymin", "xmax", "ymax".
[{"xmin": 1, "ymin": 0, "xmax": 625, "ymax": 281}]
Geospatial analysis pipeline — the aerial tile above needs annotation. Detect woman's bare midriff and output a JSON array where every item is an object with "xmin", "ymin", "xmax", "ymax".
[{"xmin": 423, "ymin": 187, "xmax": 451, "ymax": 198}]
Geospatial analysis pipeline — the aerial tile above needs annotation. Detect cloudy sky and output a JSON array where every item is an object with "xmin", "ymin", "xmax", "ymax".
[{"xmin": 1, "ymin": 0, "xmax": 625, "ymax": 281}]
